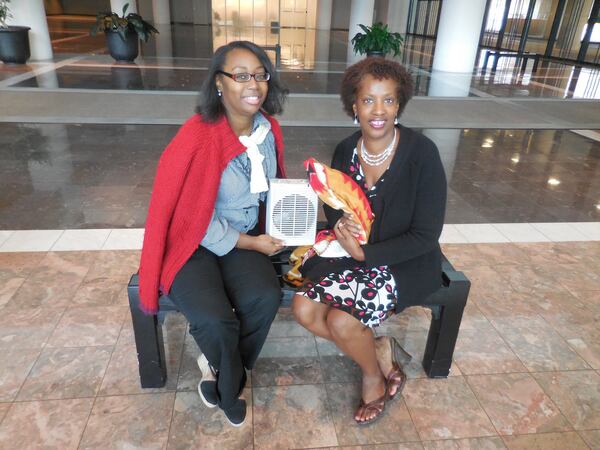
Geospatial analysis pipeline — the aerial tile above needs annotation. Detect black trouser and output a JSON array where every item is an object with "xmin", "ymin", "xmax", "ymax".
[{"xmin": 169, "ymin": 246, "xmax": 281, "ymax": 409}]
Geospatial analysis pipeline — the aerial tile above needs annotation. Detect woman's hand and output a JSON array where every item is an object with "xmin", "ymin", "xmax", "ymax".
[
  {"xmin": 252, "ymin": 234, "xmax": 286, "ymax": 256},
  {"xmin": 335, "ymin": 215, "xmax": 365, "ymax": 261}
]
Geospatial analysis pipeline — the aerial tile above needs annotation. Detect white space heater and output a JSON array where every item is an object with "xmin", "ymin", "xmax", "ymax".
[{"xmin": 266, "ymin": 179, "xmax": 318, "ymax": 246}]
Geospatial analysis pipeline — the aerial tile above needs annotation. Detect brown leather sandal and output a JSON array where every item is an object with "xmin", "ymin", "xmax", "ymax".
[
  {"xmin": 354, "ymin": 388, "xmax": 387, "ymax": 425},
  {"xmin": 387, "ymin": 337, "xmax": 409, "ymax": 400}
]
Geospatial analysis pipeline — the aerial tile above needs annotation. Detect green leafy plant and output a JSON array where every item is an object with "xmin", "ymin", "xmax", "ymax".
[
  {"xmin": 0, "ymin": 0, "xmax": 12, "ymax": 29},
  {"xmin": 351, "ymin": 22, "xmax": 404, "ymax": 57},
  {"xmin": 91, "ymin": 2, "xmax": 158, "ymax": 42}
]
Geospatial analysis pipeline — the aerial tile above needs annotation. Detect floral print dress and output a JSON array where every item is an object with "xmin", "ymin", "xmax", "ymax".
[{"xmin": 299, "ymin": 148, "xmax": 398, "ymax": 328}]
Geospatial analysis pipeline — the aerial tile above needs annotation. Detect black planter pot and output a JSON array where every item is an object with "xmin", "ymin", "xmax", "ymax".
[
  {"xmin": 105, "ymin": 29, "xmax": 139, "ymax": 62},
  {"xmin": 0, "ymin": 26, "xmax": 31, "ymax": 64},
  {"xmin": 366, "ymin": 51, "xmax": 385, "ymax": 58}
]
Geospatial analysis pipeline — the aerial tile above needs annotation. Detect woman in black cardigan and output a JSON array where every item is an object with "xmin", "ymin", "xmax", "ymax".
[{"xmin": 292, "ymin": 58, "xmax": 447, "ymax": 425}]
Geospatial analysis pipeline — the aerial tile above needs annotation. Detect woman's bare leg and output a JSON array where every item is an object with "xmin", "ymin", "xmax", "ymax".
[
  {"xmin": 326, "ymin": 309, "xmax": 386, "ymax": 422},
  {"xmin": 291, "ymin": 294, "xmax": 333, "ymax": 341}
]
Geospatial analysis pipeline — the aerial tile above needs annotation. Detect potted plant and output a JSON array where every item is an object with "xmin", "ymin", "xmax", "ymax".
[
  {"xmin": 91, "ymin": 3, "xmax": 158, "ymax": 62},
  {"xmin": 351, "ymin": 22, "xmax": 404, "ymax": 58},
  {"xmin": 0, "ymin": 0, "xmax": 31, "ymax": 64}
]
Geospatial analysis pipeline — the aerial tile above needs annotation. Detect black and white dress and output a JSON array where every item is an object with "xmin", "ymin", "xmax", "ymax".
[{"xmin": 299, "ymin": 148, "xmax": 398, "ymax": 328}]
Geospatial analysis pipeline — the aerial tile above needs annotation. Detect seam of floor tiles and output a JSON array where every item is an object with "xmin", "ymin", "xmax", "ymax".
[{"xmin": 0, "ymin": 223, "xmax": 598, "ymax": 252}]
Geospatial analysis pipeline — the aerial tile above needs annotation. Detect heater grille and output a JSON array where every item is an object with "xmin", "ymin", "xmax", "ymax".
[
  {"xmin": 272, "ymin": 194, "xmax": 317, "ymax": 237},
  {"xmin": 266, "ymin": 179, "xmax": 318, "ymax": 246}
]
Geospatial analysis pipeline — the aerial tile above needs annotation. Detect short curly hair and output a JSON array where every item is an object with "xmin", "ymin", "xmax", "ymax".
[{"xmin": 340, "ymin": 58, "xmax": 414, "ymax": 118}]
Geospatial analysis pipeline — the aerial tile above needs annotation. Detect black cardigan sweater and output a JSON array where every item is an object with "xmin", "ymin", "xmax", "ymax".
[{"xmin": 312, "ymin": 125, "xmax": 447, "ymax": 313}]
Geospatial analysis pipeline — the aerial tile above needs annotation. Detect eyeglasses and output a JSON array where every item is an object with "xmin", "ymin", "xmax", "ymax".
[{"xmin": 217, "ymin": 70, "xmax": 271, "ymax": 83}]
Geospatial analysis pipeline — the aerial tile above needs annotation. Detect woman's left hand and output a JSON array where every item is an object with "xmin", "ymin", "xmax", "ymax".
[{"xmin": 335, "ymin": 217, "xmax": 365, "ymax": 261}]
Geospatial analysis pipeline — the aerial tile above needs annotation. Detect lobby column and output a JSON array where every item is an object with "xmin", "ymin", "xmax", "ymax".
[
  {"xmin": 431, "ymin": 0, "xmax": 487, "ymax": 73},
  {"xmin": 111, "ymin": 0, "xmax": 138, "ymax": 15},
  {"xmin": 152, "ymin": 0, "xmax": 171, "ymax": 25},
  {"xmin": 347, "ymin": 0, "xmax": 375, "ymax": 64},
  {"xmin": 8, "ymin": 0, "xmax": 53, "ymax": 61},
  {"xmin": 316, "ymin": 0, "xmax": 332, "ymax": 66}
]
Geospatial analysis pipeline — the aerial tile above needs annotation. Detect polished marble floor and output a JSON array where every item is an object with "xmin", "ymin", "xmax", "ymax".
[
  {"xmin": 0, "ymin": 243, "xmax": 599, "ymax": 449},
  {"xmin": 1, "ymin": 18, "xmax": 599, "ymax": 99},
  {"xmin": 0, "ymin": 124, "xmax": 598, "ymax": 229}
]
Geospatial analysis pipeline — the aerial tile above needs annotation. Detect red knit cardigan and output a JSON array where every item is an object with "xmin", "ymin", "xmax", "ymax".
[{"xmin": 138, "ymin": 113, "xmax": 286, "ymax": 314}]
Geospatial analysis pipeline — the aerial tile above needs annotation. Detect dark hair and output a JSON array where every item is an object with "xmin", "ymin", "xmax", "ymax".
[
  {"xmin": 197, "ymin": 41, "xmax": 288, "ymax": 122},
  {"xmin": 340, "ymin": 58, "xmax": 414, "ymax": 118}
]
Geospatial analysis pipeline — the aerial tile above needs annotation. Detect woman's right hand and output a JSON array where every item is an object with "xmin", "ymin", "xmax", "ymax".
[{"xmin": 245, "ymin": 234, "xmax": 285, "ymax": 255}]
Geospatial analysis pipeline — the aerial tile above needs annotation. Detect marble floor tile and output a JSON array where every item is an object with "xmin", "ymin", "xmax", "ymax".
[
  {"xmin": 176, "ymin": 338, "xmax": 202, "ymax": 392},
  {"xmin": 266, "ymin": 308, "xmax": 313, "ymax": 339},
  {"xmin": 0, "ymin": 231, "xmax": 14, "ymax": 248},
  {"xmin": 512, "ymin": 243, "xmax": 583, "ymax": 266},
  {"xmin": 6, "ymin": 251, "xmax": 95, "ymax": 309},
  {"xmin": 492, "ymin": 264, "xmax": 569, "ymax": 296},
  {"xmin": 467, "ymin": 373, "xmax": 571, "ymax": 435},
  {"xmin": 71, "ymin": 275, "xmax": 129, "ymax": 307},
  {"xmin": 578, "ymin": 429, "xmax": 600, "ymax": 449},
  {"xmin": 319, "ymin": 354, "xmax": 363, "ymax": 384},
  {"xmin": 167, "ymin": 389, "xmax": 253, "ymax": 450},
  {"xmin": 0, "ymin": 307, "xmax": 63, "ymax": 349},
  {"xmin": 454, "ymin": 324, "xmax": 526, "ymax": 375},
  {"xmin": 253, "ymin": 336, "xmax": 322, "ymax": 386},
  {"xmin": 0, "ymin": 347, "xmax": 40, "ymax": 402},
  {"xmin": 79, "ymin": 393, "xmax": 175, "ymax": 450},
  {"xmin": 566, "ymin": 325, "xmax": 600, "ymax": 370},
  {"xmin": 0, "ymin": 398, "xmax": 93, "ymax": 450},
  {"xmin": 99, "ymin": 338, "xmax": 184, "ymax": 395},
  {"xmin": 46, "ymin": 305, "xmax": 126, "ymax": 347},
  {"xmin": 439, "ymin": 225, "xmax": 469, "ymax": 244},
  {"xmin": 0, "ymin": 403, "xmax": 10, "ymax": 425},
  {"xmin": 0, "ymin": 229, "xmax": 63, "ymax": 252},
  {"xmin": 497, "ymin": 317, "xmax": 590, "ymax": 371},
  {"xmin": 491, "ymin": 223, "xmax": 551, "ymax": 243},
  {"xmin": 534, "ymin": 291, "xmax": 597, "ymax": 339},
  {"xmin": 454, "ymin": 225, "xmax": 509, "ymax": 244},
  {"xmin": 0, "ymin": 276, "xmax": 25, "ymax": 308},
  {"xmin": 324, "ymin": 382, "xmax": 419, "ymax": 446},
  {"xmin": 51, "ymin": 228, "xmax": 111, "ymax": 251},
  {"xmin": 402, "ymin": 377, "xmax": 495, "ymax": 440},
  {"xmin": 501, "ymin": 431, "xmax": 589, "ymax": 450},
  {"xmin": 421, "ymin": 436, "xmax": 506, "ymax": 449},
  {"xmin": 102, "ymin": 229, "xmax": 144, "ymax": 250},
  {"xmin": 84, "ymin": 250, "xmax": 140, "ymax": 280},
  {"xmin": 471, "ymin": 243, "xmax": 537, "ymax": 267},
  {"xmin": 471, "ymin": 290, "xmax": 541, "ymax": 325},
  {"xmin": 567, "ymin": 222, "xmax": 600, "ymax": 240},
  {"xmin": 550, "ymin": 263, "xmax": 600, "ymax": 293},
  {"xmin": 532, "ymin": 371, "xmax": 600, "ymax": 430},
  {"xmin": 253, "ymin": 384, "xmax": 338, "ymax": 449},
  {"xmin": 17, "ymin": 346, "xmax": 112, "ymax": 401},
  {"xmin": 0, "ymin": 251, "xmax": 45, "ymax": 280},
  {"xmin": 531, "ymin": 223, "xmax": 589, "ymax": 242}
]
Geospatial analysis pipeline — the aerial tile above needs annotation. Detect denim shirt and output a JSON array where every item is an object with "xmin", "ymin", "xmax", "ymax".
[{"xmin": 200, "ymin": 112, "xmax": 277, "ymax": 256}]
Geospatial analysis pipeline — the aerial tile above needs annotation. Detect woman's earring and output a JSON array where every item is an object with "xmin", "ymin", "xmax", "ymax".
[
  {"xmin": 353, "ymin": 114, "xmax": 358, "ymax": 125},
  {"xmin": 217, "ymin": 89, "xmax": 222, "ymax": 97},
  {"xmin": 394, "ymin": 117, "xmax": 398, "ymax": 125}
]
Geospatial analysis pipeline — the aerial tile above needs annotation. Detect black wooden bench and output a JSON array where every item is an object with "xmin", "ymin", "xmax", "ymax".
[
  {"xmin": 481, "ymin": 49, "xmax": 540, "ymax": 75},
  {"xmin": 127, "ymin": 250, "xmax": 470, "ymax": 388}
]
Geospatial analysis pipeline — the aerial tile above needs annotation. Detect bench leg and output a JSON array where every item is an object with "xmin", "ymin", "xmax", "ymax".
[
  {"xmin": 127, "ymin": 275, "xmax": 167, "ymax": 388},
  {"xmin": 422, "ymin": 282, "xmax": 469, "ymax": 378}
]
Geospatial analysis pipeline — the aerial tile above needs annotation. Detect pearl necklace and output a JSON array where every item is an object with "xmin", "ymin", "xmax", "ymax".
[{"xmin": 360, "ymin": 128, "xmax": 397, "ymax": 166}]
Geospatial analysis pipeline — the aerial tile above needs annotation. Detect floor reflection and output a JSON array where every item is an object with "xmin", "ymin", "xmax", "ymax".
[{"xmin": 0, "ymin": 124, "xmax": 598, "ymax": 229}]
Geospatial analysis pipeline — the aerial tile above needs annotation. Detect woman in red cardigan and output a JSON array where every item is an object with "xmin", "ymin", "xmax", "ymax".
[{"xmin": 138, "ymin": 41, "xmax": 288, "ymax": 427}]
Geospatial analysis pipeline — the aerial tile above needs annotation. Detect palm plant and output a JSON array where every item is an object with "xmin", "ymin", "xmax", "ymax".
[
  {"xmin": 351, "ymin": 22, "xmax": 404, "ymax": 57},
  {"xmin": 91, "ymin": 2, "xmax": 158, "ymax": 42},
  {"xmin": 0, "ymin": 0, "xmax": 11, "ymax": 29}
]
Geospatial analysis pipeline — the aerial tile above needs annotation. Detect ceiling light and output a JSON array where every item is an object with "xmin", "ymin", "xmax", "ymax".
[
  {"xmin": 547, "ymin": 178, "xmax": 561, "ymax": 186},
  {"xmin": 481, "ymin": 143, "xmax": 493, "ymax": 148},
  {"xmin": 511, "ymin": 155, "xmax": 520, "ymax": 163}
]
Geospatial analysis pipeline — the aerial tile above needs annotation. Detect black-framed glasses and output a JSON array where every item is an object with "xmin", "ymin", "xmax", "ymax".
[{"xmin": 217, "ymin": 70, "xmax": 271, "ymax": 83}]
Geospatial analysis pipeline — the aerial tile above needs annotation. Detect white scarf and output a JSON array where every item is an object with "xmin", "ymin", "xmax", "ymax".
[{"xmin": 239, "ymin": 122, "xmax": 271, "ymax": 194}]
